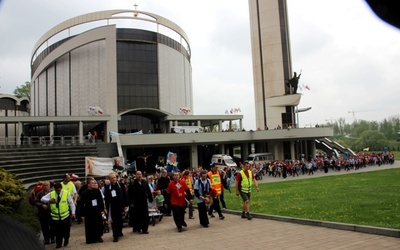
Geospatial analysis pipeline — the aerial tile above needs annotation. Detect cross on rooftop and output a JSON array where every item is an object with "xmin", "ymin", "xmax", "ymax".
[{"xmin": 133, "ymin": 3, "xmax": 139, "ymax": 17}]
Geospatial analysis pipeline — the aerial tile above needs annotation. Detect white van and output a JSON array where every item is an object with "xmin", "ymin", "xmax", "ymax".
[
  {"xmin": 211, "ymin": 154, "xmax": 237, "ymax": 169},
  {"xmin": 247, "ymin": 152, "xmax": 274, "ymax": 165}
]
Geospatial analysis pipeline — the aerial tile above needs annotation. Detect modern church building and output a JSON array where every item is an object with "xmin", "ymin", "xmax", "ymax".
[
  {"xmin": 30, "ymin": 9, "xmax": 194, "ymax": 135},
  {"xmin": 0, "ymin": 1, "xmax": 336, "ymax": 170}
]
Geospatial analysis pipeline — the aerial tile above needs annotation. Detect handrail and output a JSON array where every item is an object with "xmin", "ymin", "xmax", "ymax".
[{"xmin": 0, "ymin": 135, "xmax": 103, "ymax": 146}]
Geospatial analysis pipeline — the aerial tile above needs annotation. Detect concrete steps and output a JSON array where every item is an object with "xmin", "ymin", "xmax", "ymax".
[{"xmin": 0, "ymin": 144, "xmax": 100, "ymax": 189}]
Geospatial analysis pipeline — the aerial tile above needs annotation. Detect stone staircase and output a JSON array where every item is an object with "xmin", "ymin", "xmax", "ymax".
[{"xmin": 0, "ymin": 144, "xmax": 105, "ymax": 189}]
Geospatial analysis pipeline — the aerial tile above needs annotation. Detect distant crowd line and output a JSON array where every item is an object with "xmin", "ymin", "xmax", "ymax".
[{"xmin": 247, "ymin": 152, "xmax": 395, "ymax": 179}]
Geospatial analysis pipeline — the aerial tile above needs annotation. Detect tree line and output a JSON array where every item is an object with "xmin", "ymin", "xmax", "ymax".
[{"xmin": 326, "ymin": 117, "xmax": 400, "ymax": 152}]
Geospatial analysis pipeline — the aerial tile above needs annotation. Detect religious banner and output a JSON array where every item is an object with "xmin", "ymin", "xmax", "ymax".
[{"xmin": 85, "ymin": 157, "xmax": 115, "ymax": 176}]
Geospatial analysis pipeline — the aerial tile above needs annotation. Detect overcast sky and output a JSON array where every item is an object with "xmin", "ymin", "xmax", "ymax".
[{"xmin": 0, "ymin": 0, "xmax": 399, "ymax": 130}]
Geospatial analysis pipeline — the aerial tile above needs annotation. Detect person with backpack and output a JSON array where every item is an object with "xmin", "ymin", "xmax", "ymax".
[
  {"xmin": 34, "ymin": 181, "xmax": 54, "ymax": 245},
  {"xmin": 29, "ymin": 181, "xmax": 43, "ymax": 206},
  {"xmin": 194, "ymin": 170, "xmax": 212, "ymax": 228}
]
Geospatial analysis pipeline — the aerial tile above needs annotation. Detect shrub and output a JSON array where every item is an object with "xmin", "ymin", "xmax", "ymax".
[
  {"xmin": 0, "ymin": 168, "xmax": 41, "ymax": 233},
  {"xmin": 0, "ymin": 168, "xmax": 25, "ymax": 214}
]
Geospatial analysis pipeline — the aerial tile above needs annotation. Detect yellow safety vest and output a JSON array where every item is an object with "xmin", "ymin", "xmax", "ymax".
[
  {"xmin": 183, "ymin": 177, "xmax": 194, "ymax": 195},
  {"xmin": 61, "ymin": 181, "xmax": 75, "ymax": 197},
  {"xmin": 208, "ymin": 171, "xmax": 222, "ymax": 195},
  {"xmin": 50, "ymin": 191, "xmax": 70, "ymax": 221},
  {"xmin": 240, "ymin": 170, "xmax": 253, "ymax": 193}
]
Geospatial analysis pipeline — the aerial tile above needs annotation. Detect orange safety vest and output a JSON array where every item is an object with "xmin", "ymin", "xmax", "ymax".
[{"xmin": 208, "ymin": 171, "xmax": 222, "ymax": 195}]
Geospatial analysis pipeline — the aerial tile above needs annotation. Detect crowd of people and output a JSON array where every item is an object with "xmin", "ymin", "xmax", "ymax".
[
  {"xmin": 30, "ymin": 163, "xmax": 260, "ymax": 246},
  {"xmin": 249, "ymin": 152, "xmax": 395, "ymax": 179},
  {"xmin": 31, "ymin": 152, "xmax": 393, "ymax": 246}
]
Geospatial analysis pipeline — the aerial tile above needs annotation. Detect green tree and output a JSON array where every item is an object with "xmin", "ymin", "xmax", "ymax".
[
  {"xmin": 380, "ymin": 117, "xmax": 398, "ymax": 140},
  {"xmin": 393, "ymin": 117, "xmax": 400, "ymax": 142},
  {"xmin": 343, "ymin": 123, "xmax": 352, "ymax": 136},
  {"xmin": 352, "ymin": 120, "xmax": 370, "ymax": 138},
  {"xmin": 335, "ymin": 138, "xmax": 349, "ymax": 148},
  {"xmin": 336, "ymin": 117, "xmax": 346, "ymax": 135},
  {"xmin": 13, "ymin": 81, "xmax": 31, "ymax": 98},
  {"xmin": 369, "ymin": 121, "xmax": 379, "ymax": 132},
  {"xmin": 354, "ymin": 130, "xmax": 389, "ymax": 151}
]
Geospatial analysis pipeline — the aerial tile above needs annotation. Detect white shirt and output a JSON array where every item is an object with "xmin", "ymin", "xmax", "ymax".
[{"xmin": 41, "ymin": 190, "xmax": 76, "ymax": 214}]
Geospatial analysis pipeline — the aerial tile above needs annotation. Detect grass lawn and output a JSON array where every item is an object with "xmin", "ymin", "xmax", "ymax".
[{"xmin": 223, "ymin": 168, "xmax": 400, "ymax": 229}]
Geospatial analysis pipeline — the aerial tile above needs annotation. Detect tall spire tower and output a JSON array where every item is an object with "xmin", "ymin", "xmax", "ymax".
[{"xmin": 248, "ymin": 0, "xmax": 300, "ymax": 130}]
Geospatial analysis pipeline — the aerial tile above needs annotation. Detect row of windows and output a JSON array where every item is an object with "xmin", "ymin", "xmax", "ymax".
[
  {"xmin": 117, "ymin": 86, "xmax": 158, "ymax": 97},
  {"xmin": 117, "ymin": 51, "xmax": 157, "ymax": 62},
  {"xmin": 117, "ymin": 29, "xmax": 158, "ymax": 43},
  {"xmin": 117, "ymin": 73, "xmax": 158, "ymax": 85},
  {"xmin": 117, "ymin": 61, "xmax": 158, "ymax": 74},
  {"xmin": 117, "ymin": 42, "xmax": 157, "ymax": 52},
  {"xmin": 117, "ymin": 29, "xmax": 190, "ymax": 61},
  {"xmin": 116, "ymin": 38, "xmax": 159, "ymax": 113}
]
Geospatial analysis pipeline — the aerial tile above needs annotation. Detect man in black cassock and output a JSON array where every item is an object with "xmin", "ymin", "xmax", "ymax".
[
  {"xmin": 156, "ymin": 169, "xmax": 171, "ymax": 216},
  {"xmin": 104, "ymin": 173, "xmax": 128, "ymax": 242},
  {"xmin": 128, "ymin": 171, "xmax": 153, "ymax": 234},
  {"xmin": 79, "ymin": 178, "xmax": 105, "ymax": 244}
]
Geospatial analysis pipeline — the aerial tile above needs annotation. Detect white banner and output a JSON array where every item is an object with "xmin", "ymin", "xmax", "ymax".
[{"xmin": 86, "ymin": 157, "xmax": 114, "ymax": 176}]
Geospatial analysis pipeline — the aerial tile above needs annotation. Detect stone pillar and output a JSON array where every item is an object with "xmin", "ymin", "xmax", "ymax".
[
  {"xmin": 49, "ymin": 122, "xmax": 54, "ymax": 144},
  {"xmin": 242, "ymin": 143, "xmax": 249, "ymax": 161},
  {"xmin": 169, "ymin": 120, "xmax": 173, "ymax": 133},
  {"xmin": 290, "ymin": 141, "xmax": 296, "ymax": 160},
  {"xmin": 310, "ymin": 139, "xmax": 316, "ymax": 159},
  {"xmin": 220, "ymin": 144, "xmax": 225, "ymax": 154},
  {"xmin": 17, "ymin": 122, "xmax": 22, "ymax": 145},
  {"xmin": 191, "ymin": 145, "xmax": 198, "ymax": 170},
  {"xmin": 79, "ymin": 121, "xmax": 84, "ymax": 144}
]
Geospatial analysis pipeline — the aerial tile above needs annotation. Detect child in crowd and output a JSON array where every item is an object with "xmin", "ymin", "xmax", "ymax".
[{"xmin": 155, "ymin": 190, "xmax": 165, "ymax": 214}]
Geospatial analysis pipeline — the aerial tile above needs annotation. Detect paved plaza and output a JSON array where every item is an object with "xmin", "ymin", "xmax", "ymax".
[{"xmin": 45, "ymin": 163, "xmax": 400, "ymax": 250}]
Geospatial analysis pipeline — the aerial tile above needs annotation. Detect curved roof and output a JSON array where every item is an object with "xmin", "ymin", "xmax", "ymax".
[
  {"xmin": 0, "ymin": 94, "xmax": 30, "ymax": 106},
  {"xmin": 118, "ymin": 108, "xmax": 172, "ymax": 118},
  {"xmin": 31, "ymin": 9, "xmax": 190, "ymax": 64}
]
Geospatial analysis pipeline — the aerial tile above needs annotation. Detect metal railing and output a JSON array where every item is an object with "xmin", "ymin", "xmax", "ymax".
[{"xmin": 0, "ymin": 135, "xmax": 102, "ymax": 146}]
